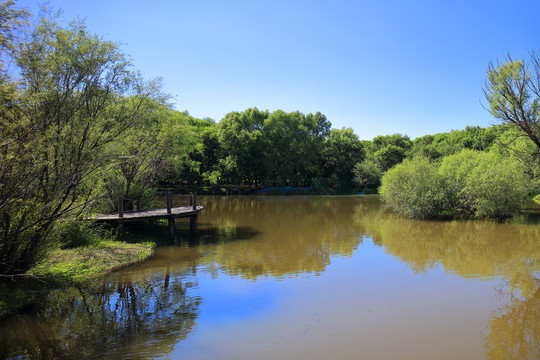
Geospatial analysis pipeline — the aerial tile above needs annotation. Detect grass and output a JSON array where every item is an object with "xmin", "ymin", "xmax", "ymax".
[{"xmin": 30, "ymin": 240, "xmax": 155, "ymax": 282}]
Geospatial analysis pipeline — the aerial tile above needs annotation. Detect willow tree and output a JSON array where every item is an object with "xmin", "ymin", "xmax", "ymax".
[
  {"xmin": 0, "ymin": 4, "xmax": 166, "ymax": 276},
  {"xmin": 484, "ymin": 51, "xmax": 540, "ymax": 150}
]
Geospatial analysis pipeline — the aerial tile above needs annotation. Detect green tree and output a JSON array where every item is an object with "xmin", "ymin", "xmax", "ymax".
[
  {"xmin": 365, "ymin": 133, "xmax": 412, "ymax": 171},
  {"xmin": 218, "ymin": 108, "xmax": 268, "ymax": 185},
  {"xmin": 484, "ymin": 52, "xmax": 540, "ymax": 150},
  {"xmin": 352, "ymin": 159, "xmax": 381, "ymax": 190},
  {"xmin": 262, "ymin": 110, "xmax": 310, "ymax": 186},
  {"xmin": 321, "ymin": 128, "xmax": 364, "ymax": 191},
  {"xmin": 0, "ymin": 7, "xmax": 165, "ymax": 275},
  {"xmin": 439, "ymin": 150, "xmax": 531, "ymax": 220}
]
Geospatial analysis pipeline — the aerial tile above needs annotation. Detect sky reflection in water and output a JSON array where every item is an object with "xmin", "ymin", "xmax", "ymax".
[{"xmin": 2, "ymin": 195, "xmax": 540, "ymax": 359}]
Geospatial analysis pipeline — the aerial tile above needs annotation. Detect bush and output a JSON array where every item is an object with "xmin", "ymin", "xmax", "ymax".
[
  {"xmin": 380, "ymin": 157, "xmax": 448, "ymax": 219},
  {"xmin": 438, "ymin": 149, "xmax": 490, "ymax": 216},
  {"xmin": 50, "ymin": 221, "xmax": 112, "ymax": 249},
  {"xmin": 380, "ymin": 150, "xmax": 532, "ymax": 220},
  {"xmin": 464, "ymin": 156, "xmax": 530, "ymax": 219}
]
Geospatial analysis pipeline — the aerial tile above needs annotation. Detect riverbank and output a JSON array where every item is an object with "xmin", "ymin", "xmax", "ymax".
[{"xmin": 0, "ymin": 240, "xmax": 155, "ymax": 318}]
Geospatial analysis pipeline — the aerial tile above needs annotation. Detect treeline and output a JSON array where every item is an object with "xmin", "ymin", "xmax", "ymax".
[{"xmin": 175, "ymin": 113, "xmax": 520, "ymax": 195}]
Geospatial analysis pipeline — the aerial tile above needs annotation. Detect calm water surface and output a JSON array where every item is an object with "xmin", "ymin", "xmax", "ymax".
[{"xmin": 2, "ymin": 196, "xmax": 540, "ymax": 359}]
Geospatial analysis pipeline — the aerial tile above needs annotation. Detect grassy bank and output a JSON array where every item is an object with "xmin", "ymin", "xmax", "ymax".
[
  {"xmin": 0, "ymin": 239, "xmax": 154, "ymax": 318},
  {"xmin": 30, "ymin": 240, "xmax": 154, "ymax": 282}
]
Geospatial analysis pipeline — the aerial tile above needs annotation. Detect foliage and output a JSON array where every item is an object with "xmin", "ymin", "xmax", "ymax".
[
  {"xmin": 362, "ymin": 133, "xmax": 411, "ymax": 173},
  {"xmin": 0, "ymin": 4, "xmax": 166, "ymax": 275},
  {"xmin": 217, "ymin": 108, "xmax": 332, "ymax": 187},
  {"xmin": 50, "ymin": 221, "xmax": 111, "ymax": 249},
  {"xmin": 410, "ymin": 126, "xmax": 503, "ymax": 159},
  {"xmin": 379, "ymin": 156, "xmax": 447, "ymax": 219},
  {"xmin": 460, "ymin": 153, "xmax": 531, "ymax": 219},
  {"xmin": 352, "ymin": 159, "xmax": 381, "ymax": 189},
  {"xmin": 218, "ymin": 107, "xmax": 268, "ymax": 184},
  {"xmin": 490, "ymin": 124, "xmax": 540, "ymax": 195},
  {"xmin": 484, "ymin": 52, "xmax": 540, "ymax": 150},
  {"xmin": 381, "ymin": 150, "xmax": 532, "ymax": 220},
  {"xmin": 321, "ymin": 127, "xmax": 364, "ymax": 191}
]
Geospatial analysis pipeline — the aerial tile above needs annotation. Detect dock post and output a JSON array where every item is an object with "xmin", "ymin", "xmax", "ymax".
[
  {"xmin": 166, "ymin": 189, "xmax": 172, "ymax": 215},
  {"xmin": 118, "ymin": 197, "xmax": 124, "ymax": 218},
  {"xmin": 190, "ymin": 214, "xmax": 198, "ymax": 234},
  {"xmin": 168, "ymin": 217, "xmax": 176, "ymax": 241},
  {"xmin": 165, "ymin": 189, "xmax": 175, "ymax": 241},
  {"xmin": 118, "ymin": 196, "xmax": 124, "ymax": 233},
  {"xmin": 193, "ymin": 192, "xmax": 197, "ymax": 210}
]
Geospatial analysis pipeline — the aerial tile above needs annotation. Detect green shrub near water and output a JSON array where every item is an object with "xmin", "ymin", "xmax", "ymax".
[
  {"xmin": 380, "ymin": 156, "xmax": 448, "ymax": 219},
  {"xmin": 50, "ymin": 221, "xmax": 113, "ymax": 249},
  {"xmin": 380, "ymin": 150, "xmax": 531, "ymax": 220}
]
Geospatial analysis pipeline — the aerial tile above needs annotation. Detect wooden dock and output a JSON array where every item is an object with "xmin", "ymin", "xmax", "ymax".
[
  {"xmin": 91, "ymin": 190, "xmax": 203, "ymax": 237},
  {"xmin": 91, "ymin": 205, "xmax": 203, "ymax": 221}
]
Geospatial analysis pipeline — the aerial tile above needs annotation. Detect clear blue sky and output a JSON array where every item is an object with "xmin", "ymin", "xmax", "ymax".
[{"xmin": 17, "ymin": 0, "xmax": 540, "ymax": 140}]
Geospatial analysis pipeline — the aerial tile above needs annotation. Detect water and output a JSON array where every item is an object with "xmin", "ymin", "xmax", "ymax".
[{"xmin": 2, "ymin": 195, "xmax": 540, "ymax": 359}]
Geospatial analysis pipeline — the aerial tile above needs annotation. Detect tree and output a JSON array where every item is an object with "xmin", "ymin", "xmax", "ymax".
[
  {"xmin": 484, "ymin": 51, "xmax": 540, "ymax": 150},
  {"xmin": 218, "ymin": 108, "xmax": 268, "ymax": 185},
  {"xmin": 262, "ymin": 110, "xmax": 310, "ymax": 186},
  {"xmin": 366, "ymin": 133, "xmax": 412, "ymax": 171},
  {"xmin": 352, "ymin": 159, "xmax": 381, "ymax": 190},
  {"xmin": 321, "ymin": 128, "xmax": 364, "ymax": 191},
  {"xmin": 101, "ymin": 103, "xmax": 185, "ymax": 212},
  {"xmin": 0, "ymin": 6, "xmax": 166, "ymax": 275}
]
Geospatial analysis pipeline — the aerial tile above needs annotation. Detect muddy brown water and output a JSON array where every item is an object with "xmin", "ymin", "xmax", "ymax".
[{"xmin": 1, "ymin": 195, "xmax": 540, "ymax": 359}]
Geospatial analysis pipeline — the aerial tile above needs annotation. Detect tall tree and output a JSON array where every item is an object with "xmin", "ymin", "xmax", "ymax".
[
  {"xmin": 484, "ymin": 51, "xmax": 540, "ymax": 150},
  {"xmin": 322, "ymin": 128, "xmax": 364, "ymax": 191},
  {"xmin": 218, "ymin": 108, "xmax": 268, "ymax": 185},
  {"xmin": 0, "ymin": 6, "xmax": 166, "ymax": 275}
]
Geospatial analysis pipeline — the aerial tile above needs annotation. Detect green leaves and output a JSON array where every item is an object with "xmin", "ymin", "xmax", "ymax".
[
  {"xmin": 381, "ymin": 150, "xmax": 532, "ymax": 220},
  {"xmin": 484, "ymin": 52, "xmax": 540, "ymax": 150},
  {"xmin": 0, "ymin": 4, "xmax": 168, "ymax": 275}
]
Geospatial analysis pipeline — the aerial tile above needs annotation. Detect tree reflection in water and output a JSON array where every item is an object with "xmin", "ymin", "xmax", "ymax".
[
  {"xmin": 354, "ymin": 204, "xmax": 540, "ymax": 360},
  {"xmin": 1, "ymin": 196, "xmax": 539, "ymax": 359},
  {"xmin": 486, "ymin": 282, "xmax": 540, "ymax": 360},
  {"xmin": 0, "ymin": 268, "xmax": 200, "ymax": 359}
]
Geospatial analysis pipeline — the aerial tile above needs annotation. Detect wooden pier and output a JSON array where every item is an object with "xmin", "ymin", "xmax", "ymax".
[{"xmin": 91, "ymin": 190, "xmax": 203, "ymax": 237}]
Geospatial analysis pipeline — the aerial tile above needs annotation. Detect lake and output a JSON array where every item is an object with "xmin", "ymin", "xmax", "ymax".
[{"xmin": 2, "ymin": 195, "xmax": 540, "ymax": 359}]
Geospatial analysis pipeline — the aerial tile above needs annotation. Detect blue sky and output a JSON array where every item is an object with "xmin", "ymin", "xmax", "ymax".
[{"xmin": 17, "ymin": 0, "xmax": 540, "ymax": 139}]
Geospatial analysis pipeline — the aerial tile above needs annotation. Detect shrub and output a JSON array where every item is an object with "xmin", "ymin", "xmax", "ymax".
[
  {"xmin": 438, "ymin": 149, "xmax": 490, "ymax": 216},
  {"xmin": 464, "ymin": 155, "xmax": 530, "ymax": 220},
  {"xmin": 380, "ymin": 157, "xmax": 448, "ymax": 219},
  {"xmin": 50, "ymin": 221, "xmax": 112, "ymax": 249},
  {"xmin": 381, "ymin": 150, "xmax": 532, "ymax": 220}
]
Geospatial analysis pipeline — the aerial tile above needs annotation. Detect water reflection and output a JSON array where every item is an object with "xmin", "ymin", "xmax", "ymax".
[
  {"xmin": 193, "ymin": 196, "xmax": 368, "ymax": 278},
  {"xmin": 0, "ymin": 269, "xmax": 200, "ymax": 360},
  {"xmin": 2, "ymin": 196, "xmax": 540, "ymax": 359},
  {"xmin": 487, "ymin": 284, "xmax": 540, "ymax": 359},
  {"xmin": 193, "ymin": 196, "xmax": 540, "ymax": 359},
  {"xmin": 354, "ymin": 209, "xmax": 540, "ymax": 296}
]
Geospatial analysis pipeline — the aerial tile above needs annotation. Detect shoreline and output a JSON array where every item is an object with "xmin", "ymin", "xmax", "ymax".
[{"xmin": 0, "ymin": 240, "xmax": 155, "ymax": 319}]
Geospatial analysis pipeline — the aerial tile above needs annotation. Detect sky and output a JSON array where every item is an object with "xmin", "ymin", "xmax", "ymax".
[{"xmin": 16, "ymin": 0, "xmax": 540, "ymax": 140}]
